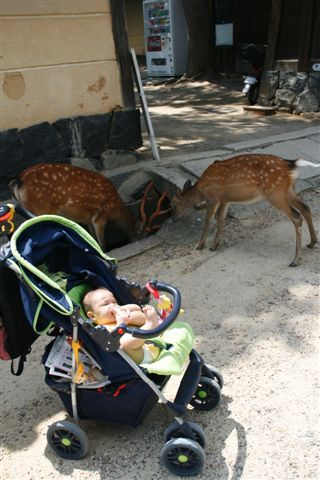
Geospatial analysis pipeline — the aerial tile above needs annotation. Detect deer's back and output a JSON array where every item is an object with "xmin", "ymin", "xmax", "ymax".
[
  {"xmin": 15, "ymin": 163, "xmax": 125, "ymax": 221},
  {"xmin": 197, "ymin": 154, "xmax": 294, "ymax": 201}
]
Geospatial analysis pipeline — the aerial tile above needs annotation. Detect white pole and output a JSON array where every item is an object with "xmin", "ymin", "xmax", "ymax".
[{"xmin": 130, "ymin": 48, "xmax": 161, "ymax": 162}]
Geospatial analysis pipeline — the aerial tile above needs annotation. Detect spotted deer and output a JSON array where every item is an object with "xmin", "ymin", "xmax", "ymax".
[
  {"xmin": 10, "ymin": 163, "xmax": 138, "ymax": 250},
  {"xmin": 171, "ymin": 154, "xmax": 319, "ymax": 266}
]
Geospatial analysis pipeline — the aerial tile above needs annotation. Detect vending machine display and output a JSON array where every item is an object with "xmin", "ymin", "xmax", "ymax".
[{"xmin": 143, "ymin": 0, "xmax": 188, "ymax": 77}]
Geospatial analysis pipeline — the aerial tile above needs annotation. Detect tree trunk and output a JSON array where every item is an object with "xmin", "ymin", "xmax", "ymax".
[{"xmin": 182, "ymin": 0, "xmax": 216, "ymax": 78}]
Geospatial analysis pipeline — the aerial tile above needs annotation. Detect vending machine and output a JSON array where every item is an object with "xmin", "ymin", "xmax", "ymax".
[{"xmin": 143, "ymin": 0, "xmax": 188, "ymax": 77}]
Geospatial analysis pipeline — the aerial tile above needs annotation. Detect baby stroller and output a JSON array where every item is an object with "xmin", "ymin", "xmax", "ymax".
[{"xmin": 0, "ymin": 203, "xmax": 223, "ymax": 477}]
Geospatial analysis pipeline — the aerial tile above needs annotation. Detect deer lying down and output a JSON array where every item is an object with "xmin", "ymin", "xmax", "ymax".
[
  {"xmin": 171, "ymin": 154, "xmax": 319, "ymax": 266},
  {"xmin": 10, "ymin": 163, "xmax": 138, "ymax": 251}
]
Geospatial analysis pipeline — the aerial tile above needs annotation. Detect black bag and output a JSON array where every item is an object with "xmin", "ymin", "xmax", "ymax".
[{"xmin": 0, "ymin": 264, "xmax": 39, "ymax": 375}]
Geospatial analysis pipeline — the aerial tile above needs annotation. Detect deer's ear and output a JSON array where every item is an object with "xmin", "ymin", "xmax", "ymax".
[{"xmin": 183, "ymin": 179, "xmax": 192, "ymax": 192}]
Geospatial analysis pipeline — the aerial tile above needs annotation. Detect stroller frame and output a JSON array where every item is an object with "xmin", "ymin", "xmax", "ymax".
[{"xmin": 0, "ymin": 204, "xmax": 223, "ymax": 476}]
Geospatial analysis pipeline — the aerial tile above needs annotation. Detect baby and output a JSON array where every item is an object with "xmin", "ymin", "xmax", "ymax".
[{"xmin": 82, "ymin": 287, "xmax": 161, "ymax": 364}]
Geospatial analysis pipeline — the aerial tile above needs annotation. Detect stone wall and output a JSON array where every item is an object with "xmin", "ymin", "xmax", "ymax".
[
  {"xmin": 0, "ymin": 111, "xmax": 142, "ymax": 201},
  {"xmin": 259, "ymin": 71, "xmax": 320, "ymax": 113}
]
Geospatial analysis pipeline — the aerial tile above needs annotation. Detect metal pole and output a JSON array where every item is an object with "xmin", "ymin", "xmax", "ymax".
[{"xmin": 131, "ymin": 48, "xmax": 161, "ymax": 162}]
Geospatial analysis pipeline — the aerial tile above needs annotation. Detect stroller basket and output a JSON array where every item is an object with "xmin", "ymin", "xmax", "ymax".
[{"xmin": 45, "ymin": 368, "xmax": 169, "ymax": 427}]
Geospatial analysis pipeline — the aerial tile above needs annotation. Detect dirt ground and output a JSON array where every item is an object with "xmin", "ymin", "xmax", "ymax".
[
  {"xmin": 1, "ymin": 188, "xmax": 319, "ymax": 480},
  {"xmin": 1, "ymin": 79, "xmax": 319, "ymax": 480},
  {"xmin": 138, "ymin": 76, "xmax": 320, "ymax": 158}
]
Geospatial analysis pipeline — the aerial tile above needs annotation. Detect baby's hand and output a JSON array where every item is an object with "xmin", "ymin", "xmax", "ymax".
[{"xmin": 114, "ymin": 308, "xmax": 131, "ymax": 325}]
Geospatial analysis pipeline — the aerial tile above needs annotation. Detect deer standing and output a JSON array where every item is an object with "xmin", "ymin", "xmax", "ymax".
[
  {"xmin": 10, "ymin": 163, "xmax": 138, "ymax": 250},
  {"xmin": 171, "ymin": 154, "xmax": 318, "ymax": 266}
]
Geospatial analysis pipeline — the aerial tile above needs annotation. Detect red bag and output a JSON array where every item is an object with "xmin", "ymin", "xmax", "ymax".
[{"xmin": 0, "ymin": 323, "xmax": 11, "ymax": 360}]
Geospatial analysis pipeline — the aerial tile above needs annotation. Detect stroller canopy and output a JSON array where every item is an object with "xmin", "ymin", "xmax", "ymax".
[{"xmin": 10, "ymin": 215, "xmax": 137, "ymax": 329}]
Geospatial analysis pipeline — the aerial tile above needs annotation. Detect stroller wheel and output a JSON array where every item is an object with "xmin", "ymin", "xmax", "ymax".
[
  {"xmin": 202, "ymin": 364, "xmax": 224, "ymax": 389},
  {"xmin": 47, "ymin": 420, "xmax": 89, "ymax": 460},
  {"xmin": 164, "ymin": 421, "xmax": 206, "ymax": 448},
  {"xmin": 164, "ymin": 422, "xmax": 206, "ymax": 448},
  {"xmin": 190, "ymin": 376, "xmax": 221, "ymax": 411},
  {"xmin": 161, "ymin": 437, "xmax": 205, "ymax": 476}
]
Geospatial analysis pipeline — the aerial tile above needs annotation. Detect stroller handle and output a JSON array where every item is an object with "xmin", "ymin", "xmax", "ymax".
[
  {"xmin": 14, "ymin": 203, "xmax": 35, "ymax": 220},
  {"xmin": 125, "ymin": 280, "xmax": 181, "ymax": 339}
]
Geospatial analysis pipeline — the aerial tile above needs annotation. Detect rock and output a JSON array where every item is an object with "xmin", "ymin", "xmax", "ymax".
[
  {"xmin": 308, "ymin": 72, "xmax": 320, "ymax": 91},
  {"xmin": 274, "ymin": 89, "xmax": 296, "ymax": 108},
  {"xmin": 108, "ymin": 110, "xmax": 143, "ymax": 150},
  {"xmin": 53, "ymin": 114, "xmax": 112, "ymax": 158},
  {"xmin": 0, "ymin": 128, "xmax": 25, "ymax": 200},
  {"xmin": 69, "ymin": 157, "xmax": 99, "ymax": 171},
  {"xmin": 19, "ymin": 121, "xmax": 68, "ymax": 166},
  {"xmin": 279, "ymin": 72, "xmax": 308, "ymax": 94},
  {"xmin": 100, "ymin": 149, "xmax": 139, "ymax": 170},
  {"xmin": 294, "ymin": 89, "xmax": 320, "ymax": 113},
  {"xmin": 259, "ymin": 71, "xmax": 279, "ymax": 103},
  {"xmin": 117, "ymin": 171, "xmax": 152, "ymax": 203}
]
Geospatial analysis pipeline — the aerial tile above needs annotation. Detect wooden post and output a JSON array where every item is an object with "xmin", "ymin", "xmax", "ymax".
[
  {"xmin": 265, "ymin": 0, "xmax": 282, "ymax": 70},
  {"xmin": 298, "ymin": 0, "xmax": 314, "ymax": 71},
  {"xmin": 110, "ymin": 0, "xmax": 136, "ymax": 110}
]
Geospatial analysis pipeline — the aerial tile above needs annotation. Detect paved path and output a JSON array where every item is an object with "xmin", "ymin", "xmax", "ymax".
[{"xmin": 178, "ymin": 125, "xmax": 320, "ymax": 187}]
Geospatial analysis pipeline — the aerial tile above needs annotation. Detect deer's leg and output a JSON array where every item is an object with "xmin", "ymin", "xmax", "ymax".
[
  {"xmin": 268, "ymin": 195, "xmax": 302, "ymax": 267},
  {"xmin": 92, "ymin": 213, "xmax": 107, "ymax": 250},
  {"xmin": 210, "ymin": 203, "xmax": 230, "ymax": 251},
  {"xmin": 288, "ymin": 191, "xmax": 318, "ymax": 248},
  {"xmin": 196, "ymin": 201, "xmax": 220, "ymax": 250}
]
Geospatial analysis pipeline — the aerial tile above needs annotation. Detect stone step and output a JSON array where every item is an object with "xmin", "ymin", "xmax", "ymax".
[{"xmin": 243, "ymin": 105, "xmax": 277, "ymax": 115}]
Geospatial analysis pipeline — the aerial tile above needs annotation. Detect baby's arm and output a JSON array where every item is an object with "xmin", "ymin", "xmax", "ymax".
[
  {"xmin": 111, "ymin": 304, "xmax": 146, "ymax": 327},
  {"xmin": 115, "ymin": 306, "xmax": 160, "ymax": 362}
]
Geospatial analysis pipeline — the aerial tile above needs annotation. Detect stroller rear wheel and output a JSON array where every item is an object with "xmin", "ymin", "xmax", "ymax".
[
  {"xmin": 190, "ymin": 376, "xmax": 221, "ymax": 411},
  {"xmin": 161, "ymin": 437, "xmax": 205, "ymax": 476},
  {"xmin": 164, "ymin": 421, "xmax": 206, "ymax": 448},
  {"xmin": 47, "ymin": 420, "xmax": 89, "ymax": 460}
]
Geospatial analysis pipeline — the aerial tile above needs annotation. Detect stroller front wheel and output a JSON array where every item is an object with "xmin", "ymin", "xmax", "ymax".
[
  {"xmin": 47, "ymin": 420, "xmax": 89, "ymax": 460},
  {"xmin": 190, "ymin": 376, "xmax": 221, "ymax": 411},
  {"xmin": 161, "ymin": 437, "xmax": 206, "ymax": 476},
  {"xmin": 164, "ymin": 421, "xmax": 206, "ymax": 448}
]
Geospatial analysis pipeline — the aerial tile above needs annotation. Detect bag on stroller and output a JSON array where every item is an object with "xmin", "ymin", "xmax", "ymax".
[{"xmin": 0, "ymin": 205, "xmax": 223, "ymax": 477}]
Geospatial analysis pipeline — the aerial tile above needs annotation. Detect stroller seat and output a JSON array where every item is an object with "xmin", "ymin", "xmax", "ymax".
[{"xmin": 67, "ymin": 282, "xmax": 195, "ymax": 376}]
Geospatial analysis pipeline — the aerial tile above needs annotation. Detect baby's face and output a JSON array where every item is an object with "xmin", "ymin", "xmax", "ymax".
[{"xmin": 89, "ymin": 289, "xmax": 117, "ymax": 324}]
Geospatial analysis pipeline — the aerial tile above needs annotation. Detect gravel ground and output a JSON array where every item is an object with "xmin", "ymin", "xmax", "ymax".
[{"xmin": 1, "ymin": 187, "xmax": 319, "ymax": 480}]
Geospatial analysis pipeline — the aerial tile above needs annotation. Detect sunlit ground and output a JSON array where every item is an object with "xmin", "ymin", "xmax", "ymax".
[{"xmin": 137, "ymin": 77, "xmax": 320, "ymax": 158}]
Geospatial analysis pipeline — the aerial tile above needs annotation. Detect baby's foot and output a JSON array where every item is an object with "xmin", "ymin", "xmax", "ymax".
[{"xmin": 142, "ymin": 305, "xmax": 159, "ymax": 326}]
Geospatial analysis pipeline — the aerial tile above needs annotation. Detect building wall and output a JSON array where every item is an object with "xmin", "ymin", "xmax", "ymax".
[
  {"xmin": 1, "ymin": 0, "xmax": 123, "ymax": 130},
  {"xmin": 125, "ymin": 0, "xmax": 145, "ymax": 55}
]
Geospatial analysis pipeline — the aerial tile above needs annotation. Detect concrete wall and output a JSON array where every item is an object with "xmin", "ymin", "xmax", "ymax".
[
  {"xmin": 1, "ymin": 0, "xmax": 123, "ymax": 130},
  {"xmin": 125, "ymin": 0, "xmax": 145, "ymax": 55}
]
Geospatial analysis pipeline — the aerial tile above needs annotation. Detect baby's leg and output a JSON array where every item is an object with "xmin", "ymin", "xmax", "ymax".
[{"xmin": 128, "ymin": 311, "xmax": 146, "ymax": 327}]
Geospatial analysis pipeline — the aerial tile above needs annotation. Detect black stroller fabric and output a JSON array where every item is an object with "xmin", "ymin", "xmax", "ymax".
[
  {"xmin": 11, "ymin": 220, "xmax": 151, "ymax": 382},
  {"xmin": 0, "ymin": 263, "xmax": 38, "ymax": 374}
]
